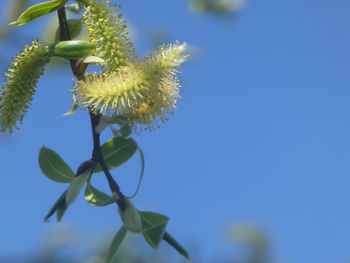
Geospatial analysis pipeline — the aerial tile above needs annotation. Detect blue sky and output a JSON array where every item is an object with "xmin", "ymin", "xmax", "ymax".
[{"xmin": 1, "ymin": 0, "xmax": 350, "ymax": 262}]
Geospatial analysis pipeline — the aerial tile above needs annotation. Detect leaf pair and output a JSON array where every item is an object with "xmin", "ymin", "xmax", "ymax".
[
  {"xmin": 107, "ymin": 208, "xmax": 189, "ymax": 263},
  {"xmin": 40, "ymin": 136, "xmax": 139, "ymax": 221},
  {"xmin": 118, "ymin": 202, "xmax": 169, "ymax": 248},
  {"xmin": 39, "ymin": 136, "xmax": 137, "ymax": 183}
]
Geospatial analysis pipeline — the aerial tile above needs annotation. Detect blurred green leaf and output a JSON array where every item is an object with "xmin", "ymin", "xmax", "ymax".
[
  {"xmin": 39, "ymin": 147, "xmax": 75, "ymax": 183},
  {"xmin": 85, "ymin": 176, "xmax": 119, "ymax": 207},
  {"xmin": 119, "ymin": 199, "xmax": 142, "ymax": 233},
  {"xmin": 163, "ymin": 232, "xmax": 190, "ymax": 260},
  {"xmin": 44, "ymin": 190, "xmax": 68, "ymax": 222},
  {"xmin": 105, "ymin": 226, "xmax": 127, "ymax": 263},
  {"xmin": 94, "ymin": 137, "xmax": 137, "ymax": 173},
  {"xmin": 65, "ymin": 2, "xmax": 84, "ymax": 14},
  {"xmin": 10, "ymin": 0, "xmax": 69, "ymax": 26},
  {"xmin": 66, "ymin": 169, "xmax": 91, "ymax": 206},
  {"xmin": 189, "ymin": 0, "xmax": 243, "ymax": 15},
  {"xmin": 140, "ymin": 212, "xmax": 169, "ymax": 248},
  {"xmin": 54, "ymin": 18, "xmax": 82, "ymax": 42}
]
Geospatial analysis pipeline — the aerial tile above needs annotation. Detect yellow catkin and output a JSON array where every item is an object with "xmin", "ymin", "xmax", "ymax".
[
  {"xmin": 80, "ymin": 0, "xmax": 135, "ymax": 71},
  {"xmin": 125, "ymin": 77, "xmax": 181, "ymax": 131},
  {"xmin": 0, "ymin": 40, "xmax": 49, "ymax": 133},
  {"xmin": 75, "ymin": 42, "xmax": 188, "ymax": 130},
  {"xmin": 75, "ymin": 44, "xmax": 187, "ymax": 115}
]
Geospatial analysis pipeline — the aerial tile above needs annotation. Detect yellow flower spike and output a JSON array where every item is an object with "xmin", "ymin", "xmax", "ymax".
[
  {"xmin": 0, "ymin": 40, "xmax": 50, "ymax": 133},
  {"xmin": 74, "ymin": 43, "xmax": 188, "ymax": 128},
  {"xmin": 79, "ymin": 0, "xmax": 135, "ymax": 72}
]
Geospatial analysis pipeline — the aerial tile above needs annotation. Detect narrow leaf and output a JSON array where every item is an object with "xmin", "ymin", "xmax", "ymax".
[
  {"xmin": 128, "ymin": 147, "xmax": 145, "ymax": 199},
  {"xmin": 94, "ymin": 137, "xmax": 137, "ymax": 173},
  {"xmin": 163, "ymin": 232, "xmax": 190, "ymax": 260},
  {"xmin": 63, "ymin": 93, "xmax": 78, "ymax": 117},
  {"xmin": 39, "ymin": 147, "xmax": 75, "ymax": 183},
  {"xmin": 44, "ymin": 190, "xmax": 68, "ymax": 222},
  {"xmin": 140, "ymin": 212, "xmax": 169, "ymax": 248},
  {"xmin": 66, "ymin": 169, "xmax": 91, "ymax": 206},
  {"xmin": 10, "ymin": 0, "xmax": 68, "ymax": 26},
  {"xmin": 85, "ymin": 177, "xmax": 118, "ymax": 207},
  {"xmin": 105, "ymin": 226, "xmax": 127, "ymax": 263},
  {"xmin": 119, "ymin": 199, "xmax": 142, "ymax": 233}
]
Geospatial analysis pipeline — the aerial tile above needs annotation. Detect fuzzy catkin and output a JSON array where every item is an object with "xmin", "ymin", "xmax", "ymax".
[
  {"xmin": 0, "ymin": 40, "xmax": 49, "ymax": 133},
  {"xmin": 75, "ymin": 43, "xmax": 188, "ymax": 130},
  {"xmin": 80, "ymin": 0, "xmax": 135, "ymax": 72}
]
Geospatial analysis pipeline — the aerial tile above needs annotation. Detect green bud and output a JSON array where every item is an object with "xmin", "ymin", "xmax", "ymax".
[{"xmin": 49, "ymin": 40, "xmax": 95, "ymax": 59}]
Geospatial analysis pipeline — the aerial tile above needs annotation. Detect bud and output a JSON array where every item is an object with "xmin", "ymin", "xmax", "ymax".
[{"xmin": 49, "ymin": 40, "xmax": 95, "ymax": 59}]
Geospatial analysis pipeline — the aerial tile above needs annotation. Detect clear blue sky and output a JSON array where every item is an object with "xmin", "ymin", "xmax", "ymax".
[{"xmin": 1, "ymin": 0, "xmax": 350, "ymax": 262}]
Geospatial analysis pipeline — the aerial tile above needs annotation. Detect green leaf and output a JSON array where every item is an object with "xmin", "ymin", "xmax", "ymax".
[
  {"xmin": 85, "ymin": 177, "xmax": 119, "ymax": 207},
  {"xmin": 63, "ymin": 93, "xmax": 78, "ymax": 117},
  {"xmin": 163, "ymin": 232, "xmax": 190, "ymax": 260},
  {"xmin": 105, "ymin": 226, "xmax": 127, "ymax": 263},
  {"xmin": 66, "ymin": 169, "xmax": 91, "ymax": 206},
  {"xmin": 119, "ymin": 199, "xmax": 142, "ymax": 233},
  {"xmin": 54, "ymin": 19, "xmax": 82, "ymax": 42},
  {"xmin": 10, "ymin": 0, "xmax": 68, "ymax": 26},
  {"xmin": 94, "ymin": 137, "xmax": 137, "ymax": 173},
  {"xmin": 140, "ymin": 212, "xmax": 169, "ymax": 248},
  {"xmin": 39, "ymin": 147, "xmax": 75, "ymax": 183},
  {"xmin": 44, "ymin": 190, "xmax": 68, "ymax": 222}
]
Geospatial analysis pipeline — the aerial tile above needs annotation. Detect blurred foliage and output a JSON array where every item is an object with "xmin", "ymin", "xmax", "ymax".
[
  {"xmin": 0, "ymin": 0, "xmax": 29, "ymax": 40},
  {"xmin": 188, "ymin": 0, "xmax": 245, "ymax": 16},
  {"xmin": 0, "ymin": 223, "xmax": 276, "ymax": 263}
]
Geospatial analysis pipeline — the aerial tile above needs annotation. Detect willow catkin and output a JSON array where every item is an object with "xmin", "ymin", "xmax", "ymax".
[{"xmin": 0, "ymin": 40, "xmax": 50, "ymax": 133}]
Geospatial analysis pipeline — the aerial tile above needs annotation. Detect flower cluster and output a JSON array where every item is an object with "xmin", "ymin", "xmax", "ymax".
[
  {"xmin": 76, "ymin": 0, "xmax": 188, "ymax": 131},
  {"xmin": 0, "ymin": 40, "xmax": 49, "ymax": 133},
  {"xmin": 75, "ymin": 43, "xmax": 188, "ymax": 130}
]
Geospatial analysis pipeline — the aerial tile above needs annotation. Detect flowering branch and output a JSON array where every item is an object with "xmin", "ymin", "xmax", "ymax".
[
  {"xmin": 57, "ymin": 5, "xmax": 126, "ymax": 210},
  {"xmin": 2, "ymin": 0, "xmax": 190, "ymax": 260}
]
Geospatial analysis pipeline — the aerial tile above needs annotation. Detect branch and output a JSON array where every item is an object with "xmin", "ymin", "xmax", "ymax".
[{"xmin": 56, "ymin": 6, "xmax": 126, "ymax": 210}]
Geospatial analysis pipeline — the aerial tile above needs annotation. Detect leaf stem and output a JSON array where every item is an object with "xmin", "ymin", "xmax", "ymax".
[{"xmin": 56, "ymin": 6, "xmax": 126, "ymax": 211}]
